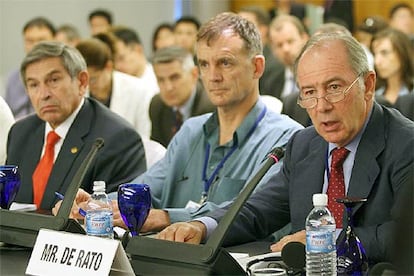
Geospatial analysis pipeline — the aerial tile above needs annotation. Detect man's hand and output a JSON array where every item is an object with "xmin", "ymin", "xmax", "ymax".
[
  {"xmin": 52, "ymin": 188, "xmax": 90, "ymax": 218},
  {"xmin": 270, "ymin": 230, "xmax": 306, "ymax": 252},
  {"xmin": 156, "ymin": 221, "xmax": 206, "ymax": 244},
  {"xmin": 140, "ymin": 209, "xmax": 171, "ymax": 233}
]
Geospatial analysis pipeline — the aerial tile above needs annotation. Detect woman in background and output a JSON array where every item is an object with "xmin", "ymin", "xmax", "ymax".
[{"xmin": 371, "ymin": 28, "xmax": 414, "ymax": 110}]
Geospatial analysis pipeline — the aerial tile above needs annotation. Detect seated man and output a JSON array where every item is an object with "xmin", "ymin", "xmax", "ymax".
[
  {"xmin": 149, "ymin": 46, "xmax": 215, "ymax": 147},
  {"xmin": 6, "ymin": 41, "xmax": 146, "ymax": 210},
  {"xmin": 157, "ymin": 32, "xmax": 414, "ymax": 266},
  {"xmin": 53, "ymin": 12, "xmax": 303, "ymax": 233}
]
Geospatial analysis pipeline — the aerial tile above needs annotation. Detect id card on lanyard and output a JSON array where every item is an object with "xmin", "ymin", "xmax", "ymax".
[{"xmin": 200, "ymin": 107, "xmax": 267, "ymax": 204}]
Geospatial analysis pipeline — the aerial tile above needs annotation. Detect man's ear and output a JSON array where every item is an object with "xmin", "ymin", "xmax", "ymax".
[
  {"xmin": 78, "ymin": 70, "xmax": 89, "ymax": 96},
  {"xmin": 253, "ymin": 54, "xmax": 265, "ymax": 80},
  {"xmin": 364, "ymin": 70, "xmax": 376, "ymax": 101}
]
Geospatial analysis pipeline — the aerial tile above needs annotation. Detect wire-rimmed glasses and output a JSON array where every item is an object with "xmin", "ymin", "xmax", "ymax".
[{"xmin": 297, "ymin": 74, "xmax": 362, "ymax": 109}]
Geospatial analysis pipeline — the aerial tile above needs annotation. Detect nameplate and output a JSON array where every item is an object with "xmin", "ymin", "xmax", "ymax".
[{"xmin": 26, "ymin": 228, "xmax": 134, "ymax": 276}]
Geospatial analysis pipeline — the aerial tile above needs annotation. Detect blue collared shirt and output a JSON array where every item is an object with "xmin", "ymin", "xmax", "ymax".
[{"xmin": 132, "ymin": 98, "xmax": 303, "ymax": 223}]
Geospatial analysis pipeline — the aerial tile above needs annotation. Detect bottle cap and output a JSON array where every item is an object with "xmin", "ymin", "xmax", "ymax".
[
  {"xmin": 313, "ymin": 193, "xmax": 328, "ymax": 206},
  {"xmin": 93, "ymin": 180, "xmax": 106, "ymax": 192}
]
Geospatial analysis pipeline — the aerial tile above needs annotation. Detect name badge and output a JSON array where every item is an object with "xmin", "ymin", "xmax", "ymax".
[{"xmin": 26, "ymin": 228, "xmax": 134, "ymax": 276}]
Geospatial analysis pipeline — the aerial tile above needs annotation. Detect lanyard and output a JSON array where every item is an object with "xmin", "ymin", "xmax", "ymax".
[{"xmin": 201, "ymin": 106, "xmax": 267, "ymax": 203}]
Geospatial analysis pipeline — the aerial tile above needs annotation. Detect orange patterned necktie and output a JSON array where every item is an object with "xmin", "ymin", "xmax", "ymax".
[
  {"xmin": 32, "ymin": 131, "xmax": 60, "ymax": 208},
  {"xmin": 327, "ymin": 147, "xmax": 350, "ymax": 228}
]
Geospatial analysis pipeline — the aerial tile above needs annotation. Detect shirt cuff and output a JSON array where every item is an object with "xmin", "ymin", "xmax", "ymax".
[{"xmin": 194, "ymin": 216, "xmax": 218, "ymax": 241}]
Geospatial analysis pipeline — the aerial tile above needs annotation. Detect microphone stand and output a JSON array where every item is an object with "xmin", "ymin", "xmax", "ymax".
[
  {"xmin": 125, "ymin": 147, "xmax": 284, "ymax": 275},
  {"xmin": 0, "ymin": 138, "xmax": 104, "ymax": 248}
]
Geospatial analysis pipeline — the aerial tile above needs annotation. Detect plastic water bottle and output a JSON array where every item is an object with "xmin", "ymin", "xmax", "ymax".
[
  {"xmin": 85, "ymin": 181, "xmax": 113, "ymax": 239},
  {"xmin": 305, "ymin": 193, "xmax": 337, "ymax": 275}
]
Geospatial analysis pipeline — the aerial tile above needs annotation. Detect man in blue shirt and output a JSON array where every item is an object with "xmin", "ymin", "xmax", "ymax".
[{"xmin": 53, "ymin": 12, "xmax": 302, "ymax": 232}]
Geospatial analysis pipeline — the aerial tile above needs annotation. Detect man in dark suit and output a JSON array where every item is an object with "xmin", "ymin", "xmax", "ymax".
[
  {"xmin": 269, "ymin": 15, "xmax": 311, "ymax": 126},
  {"xmin": 6, "ymin": 41, "xmax": 146, "ymax": 211},
  {"xmin": 157, "ymin": 33, "xmax": 414, "ymax": 265},
  {"xmin": 149, "ymin": 46, "xmax": 215, "ymax": 147}
]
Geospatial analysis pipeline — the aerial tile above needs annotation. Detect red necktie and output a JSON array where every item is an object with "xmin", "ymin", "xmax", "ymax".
[
  {"xmin": 32, "ymin": 131, "xmax": 60, "ymax": 208},
  {"xmin": 327, "ymin": 147, "xmax": 350, "ymax": 228}
]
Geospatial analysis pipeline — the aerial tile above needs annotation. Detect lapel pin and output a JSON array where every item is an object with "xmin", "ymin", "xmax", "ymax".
[{"xmin": 71, "ymin": 147, "xmax": 78, "ymax": 154}]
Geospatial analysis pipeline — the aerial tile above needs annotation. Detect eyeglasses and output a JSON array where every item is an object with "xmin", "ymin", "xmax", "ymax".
[{"xmin": 297, "ymin": 74, "xmax": 362, "ymax": 109}]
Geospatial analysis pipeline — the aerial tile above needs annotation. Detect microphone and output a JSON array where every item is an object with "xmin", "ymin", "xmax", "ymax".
[
  {"xmin": 0, "ymin": 138, "xmax": 104, "ymax": 248},
  {"xmin": 57, "ymin": 138, "xmax": 104, "ymax": 218},
  {"xmin": 206, "ymin": 147, "xmax": 285, "ymax": 253},
  {"xmin": 124, "ymin": 147, "xmax": 285, "ymax": 275},
  {"xmin": 281, "ymin": 242, "xmax": 306, "ymax": 273}
]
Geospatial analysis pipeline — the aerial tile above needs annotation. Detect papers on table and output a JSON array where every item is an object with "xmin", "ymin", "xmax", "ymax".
[{"xmin": 9, "ymin": 202, "xmax": 37, "ymax": 212}]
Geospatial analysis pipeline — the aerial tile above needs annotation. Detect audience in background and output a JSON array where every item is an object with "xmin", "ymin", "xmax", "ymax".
[
  {"xmin": 371, "ymin": 28, "xmax": 414, "ymax": 109},
  {"xmin": 0, "ymin": 96, "xmax": 14, "ymax": 164},
  {"xmin": 269, "ymin": 15, "xmax": 310, "ymax": 126},
  {"xmin": 174, "ymin": 16, "xmax": 201, "ymax": 58},
  {"xmin": 7, "ymin": 41, "xmax": 146, "ymax": 210},
  {"xmin": 323, "ymin": 0, "xmax": 354, "ymax": 32},
  {"xmin": 388, "ymin": 2, "xmax": 414, "ymax": 45},
  {"xmin": 354, "ymin": 16, "xmax": 388, "ymax": 70},
  {"xmin": 55, "ymin": 24, "xmax": 81, "ymax": 47},
  {"xmin": 88, "ymin": 8, "xmax": 113, "ymax": 36},
  {"xmin": 5, "ymin": 17, "xmax": 55, "ymax": 119},
  {"xmin": 269, "ymin": 15, "xmax": 308, "ymax": 101},
  {"xmin": 76, "ymin": 36, "xmax": 153, "ymax": 138},
  {"xmin": 111, "ymin": 26, "xmax": 159, "ymax": 95},
  {"xmin": 151, "ymin": 23, "xmax": 176, "ymax": 53},
  {"xmin": 269, "ymin": 0, "xmax": 308, "ymax": 29},
  {"xmin": 149, "ymin": 46, "xmax": 214, "ymax": 147},
  {"xmin": 238, "ymin": 5, "xmax": 285, "ymax": 98}
]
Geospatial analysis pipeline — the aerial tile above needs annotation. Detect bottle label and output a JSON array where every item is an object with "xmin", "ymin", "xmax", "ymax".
[
  {"xmin": 306, "ymin": 230, "xmax": 335, "ymax": 253},
  {"xmin": 86, "ymin": 213, "xmax": 113, "ymax": 236}
]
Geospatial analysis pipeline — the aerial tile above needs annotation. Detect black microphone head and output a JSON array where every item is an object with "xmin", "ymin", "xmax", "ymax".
[
  {"xmin": 94, "ymin": 138, "xmax": 104, "ymax": 149},
  {"xmin": 281, "ymin": 241, "xmax": 305, "ymax": 270}
]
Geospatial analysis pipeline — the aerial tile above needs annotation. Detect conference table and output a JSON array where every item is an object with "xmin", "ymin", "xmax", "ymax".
[{"xmin": 0, "ymin": 240, "xmax": 273, "ymax": 275}]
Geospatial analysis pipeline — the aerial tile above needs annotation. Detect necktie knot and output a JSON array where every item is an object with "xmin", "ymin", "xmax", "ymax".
[
  {"xmin": 331, "ymin": 147, "xmax": 349, "ymax": 169},
  {"xmin": 47, "ymin": 131, "xmax": 60, "ymax": 147}
]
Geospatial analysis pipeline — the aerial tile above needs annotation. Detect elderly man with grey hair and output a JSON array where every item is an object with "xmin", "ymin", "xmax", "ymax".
[{"xmin": 6, "ymin": 41, "xmax": 146, "ymax": 210}]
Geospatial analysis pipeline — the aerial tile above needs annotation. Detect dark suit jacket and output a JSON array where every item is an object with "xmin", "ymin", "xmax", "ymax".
[
  {"xmin": 259, "ymin": 45, "xmax": 285, "ymax": 97},
  {"xmin": 6, "ymin": 97, "xmax": 147, "ymax": 210},
  {"xmin": 394, "ymin": 93, "xmax": 414, "ymax": 121},
  {"xmin": 281, "ymin": 91, "xmax": 311, "ymax": 127},
  {"xmin": 261, "ymin": 66, "xmax": 285, "ymax": 100},
  {"xmin": 149, "ymin": 81, "xmax": 215, "ymax": 147},
  {"xmin": 376, "ymin": 94, "xmax": 414, "ymax": 121},
  {"xmin": 209, "ymin": 103, "xmax": 414, "ymax": 263}
]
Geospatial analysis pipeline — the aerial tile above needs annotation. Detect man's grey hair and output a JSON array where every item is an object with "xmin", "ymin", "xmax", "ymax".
[
  {"xmin": 20, "ymin": 41, "xmax": 87, "ymax": 86},
  {"xmin": 152, "ymin": 46, "xmax": 195, "ymax": 72},
  {"xmin": 197, "ymin": 12, "xmax": 263, "ymax": 57},
  {"xmin": 294, "ymin": 32, "xmax": 370, "ymax": 78}
]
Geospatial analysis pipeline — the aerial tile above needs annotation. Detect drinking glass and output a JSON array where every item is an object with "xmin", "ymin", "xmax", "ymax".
[
  {"xmin": 0, "ymin": 165, "xmax": 21, "ymax": 209},
  {"xmin": 118, "ymin": 183, "xmax": 151, "ymax": 236},
  {"xmin": 336, "ymin": 197, "xmax": 369, "ymax": 275}
]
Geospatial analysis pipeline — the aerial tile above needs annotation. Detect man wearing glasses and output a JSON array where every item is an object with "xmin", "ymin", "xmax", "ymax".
[{"xmin": 158, "ymin": 32, "xmax": 414, "ymax": 266}]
